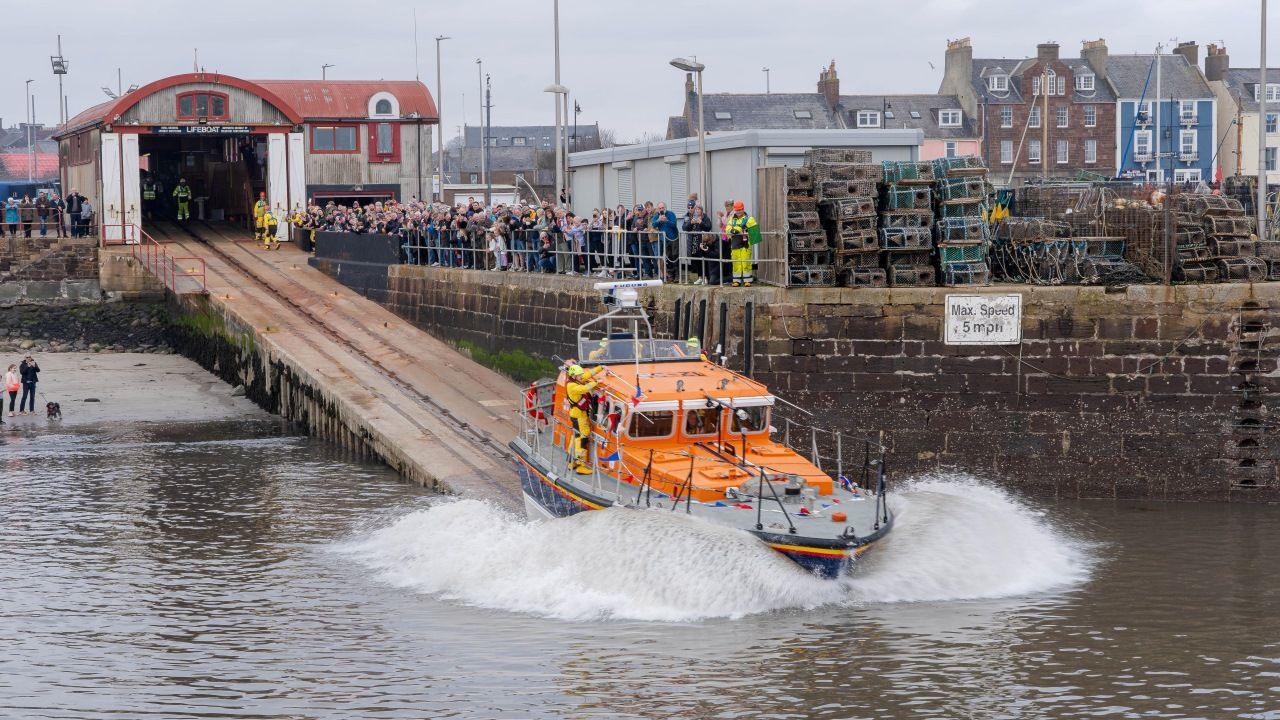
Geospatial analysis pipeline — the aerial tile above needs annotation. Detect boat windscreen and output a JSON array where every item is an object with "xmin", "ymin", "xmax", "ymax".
[
  {"xmin": 581, "ymin": 336, "xmax": 698, "ymax": 363},
  {"xmin": 730, "ymin": 406, "xmax": 770, "ymax": 434}
]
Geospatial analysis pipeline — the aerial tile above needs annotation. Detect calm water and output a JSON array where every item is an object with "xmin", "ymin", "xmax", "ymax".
[{"xmin": 1, "ymin": 418, "xmax": 1278, "ymax": 720}]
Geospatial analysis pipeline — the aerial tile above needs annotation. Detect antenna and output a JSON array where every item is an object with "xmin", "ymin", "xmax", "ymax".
[{"xmin": 413, "ymin": 8, "xmax": 420, "ymax": 80}]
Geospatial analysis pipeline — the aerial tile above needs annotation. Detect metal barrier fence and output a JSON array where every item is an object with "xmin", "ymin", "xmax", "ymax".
[{"xmin": 400, "ymin": 228, "xmax": 790, "ymax": 286}]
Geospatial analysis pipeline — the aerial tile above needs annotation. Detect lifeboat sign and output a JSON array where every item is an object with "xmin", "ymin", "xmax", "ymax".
[
  {"xmin": 153, "ymin": 125, "xmax": 254, "ymax": 135},
  {"xmin": 944, "ymin": 294, "xmax": 1022, "ymax": 345}
]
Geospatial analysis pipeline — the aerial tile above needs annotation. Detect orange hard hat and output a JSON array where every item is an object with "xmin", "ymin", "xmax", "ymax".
[
  {"xmin": 733, "ymin": 200, "xmax": 744, "ymax": 211},
  {"xmin": 260, "ymin": 192, "xmax": 266, "ymax": 197}
]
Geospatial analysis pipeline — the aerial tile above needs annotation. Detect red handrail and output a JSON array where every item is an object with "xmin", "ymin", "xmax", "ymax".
[{"xmin": 101, "ymin": 223, "xmax": 207, "ymax": 294}]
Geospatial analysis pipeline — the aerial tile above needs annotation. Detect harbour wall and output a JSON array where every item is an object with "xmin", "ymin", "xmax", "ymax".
[{"xmin": 312, "ymin": 251, "xmax": 1280, "ymax": 503}]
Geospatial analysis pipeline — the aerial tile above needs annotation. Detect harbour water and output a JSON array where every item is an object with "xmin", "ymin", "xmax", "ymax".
[{"xmin": 2, "ymin": 410, "xmax": 1279, "ymax": 718}]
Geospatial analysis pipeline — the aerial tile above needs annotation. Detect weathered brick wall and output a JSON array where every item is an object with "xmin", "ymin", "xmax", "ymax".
[{"xmin": 361, "ymin": 264, "xmax": 1279, "ymax": 502}]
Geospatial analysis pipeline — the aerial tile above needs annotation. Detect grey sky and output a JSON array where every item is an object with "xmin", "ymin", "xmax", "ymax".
[{"xmin": 4, "ymin": 0, "xmax": 1270, "ymax": 144}]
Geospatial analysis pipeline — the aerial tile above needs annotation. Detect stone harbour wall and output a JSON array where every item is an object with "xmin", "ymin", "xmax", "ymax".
[
  {"xmin": 0, "ymin": 301, "xmax": 173, "ymax": 354},
  {"xmin": 321, "ymin": 263, "xmax": 1280, "ymax": 503}
]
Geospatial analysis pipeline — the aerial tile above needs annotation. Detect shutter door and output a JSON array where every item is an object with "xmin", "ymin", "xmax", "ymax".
[
  {"xmin": 617, "ymin": 167, "xmax": 634, "ymax": 207},
  {"xmin": 669, "ymin": 163, "xmax": 687, "ymax": 209}
]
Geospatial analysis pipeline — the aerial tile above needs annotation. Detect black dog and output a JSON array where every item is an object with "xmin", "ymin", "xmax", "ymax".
[{"xmin": 46, "ymin": 402, "xmax": 61, "ymax": 420}]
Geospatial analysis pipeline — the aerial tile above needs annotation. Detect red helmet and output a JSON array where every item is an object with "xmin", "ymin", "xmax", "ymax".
[{"xmin": 259, "ymin": 192, "xmax": 266, "ymax": 198}]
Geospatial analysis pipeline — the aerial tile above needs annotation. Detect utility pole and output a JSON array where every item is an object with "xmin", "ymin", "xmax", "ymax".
[
  {"xmin": 435, "ymin": 36, "xmax": 450, "ymax": 202},
  {"xmin": 484, "ymin": 74, "xmax": 493, "ymax": 206},
  {"xmin": 1260, "ymin": 0, "xmax": 1270, "ymax": 241},
  {"xmin": 553, "ymin": 0, "xmax": 563, "ymax": 205}
]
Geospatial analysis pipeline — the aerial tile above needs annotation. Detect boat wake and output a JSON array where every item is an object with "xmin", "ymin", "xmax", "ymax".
[{"xmin": 337, "ymin": 475, "xmax": 1092, "ymax": 622}]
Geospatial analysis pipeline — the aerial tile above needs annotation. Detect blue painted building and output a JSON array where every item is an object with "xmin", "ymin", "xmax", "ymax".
[{"xmin": 1108, "ymin": 48, "xmax": 1217, "ymax": 183}]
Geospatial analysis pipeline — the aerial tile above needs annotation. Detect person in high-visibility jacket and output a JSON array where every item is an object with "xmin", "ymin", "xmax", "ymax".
[
  {"xmin": 725, "ymin": 200, "xmax": 760, "ymax": 286},
  {"xmin": 261, "ymin": 209, "xmax": 280, "ymax": 250},
  {"xmin": 253, "ymin": 192, "xmax": 268, "ymax": 241},
  {"xmin": 565, "ymin": 364, "xmax": 604, "ymax": 474},
  {"xmin": 172, "ymin": 179, "xmax": 192, "ymax": 221}
]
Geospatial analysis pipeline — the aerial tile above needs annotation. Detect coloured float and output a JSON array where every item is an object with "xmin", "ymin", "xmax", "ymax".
[{"xmin": 509, "ymin": 280, "xmax": 893, "ymax": 578}]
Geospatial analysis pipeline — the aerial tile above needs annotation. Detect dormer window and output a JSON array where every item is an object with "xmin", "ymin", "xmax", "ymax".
[
  {"xmin": 374, "ymin": 99, "xmax": 393, "ymax": 115},
  {"xmin": 1076, "ymin": 73, "xmax": 1095, "ymax": 92},
  {"xmin": 988, "ymin": 74, "xmax": 1008, "ymax": 92},
  {"xmin": 855, "ymin": 110, "xmax": 881, "ymax": 128},
  {"xmin": 939, "ymin": 109, "xmax": 962, "ymax": 127}
]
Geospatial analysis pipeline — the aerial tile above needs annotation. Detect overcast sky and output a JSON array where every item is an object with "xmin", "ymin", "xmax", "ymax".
[{"xmin": 4, "ymin": 0, "xmax": 1271, "ymax": 143}]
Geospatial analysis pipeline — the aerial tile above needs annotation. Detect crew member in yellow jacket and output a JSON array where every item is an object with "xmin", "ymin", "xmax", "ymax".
[
  {"xmin": 261, "ymin": 209, "xmax": 280, "ymax": 250},
  {"xmin": 565, "ymin": 364, "xmax": 604, "ymax": 474},
  {"xmin": 725, "ymin": 200, "xmax": 760, "ymax": 287},
  {"xmin": 253, "ymin": 192, "xmax": 268, "ymax": 241}
]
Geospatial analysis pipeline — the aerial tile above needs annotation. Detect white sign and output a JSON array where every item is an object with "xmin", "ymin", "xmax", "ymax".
[{"xmin": 944, "ymin": 294, "xmax": 1023, "ymax": 345}]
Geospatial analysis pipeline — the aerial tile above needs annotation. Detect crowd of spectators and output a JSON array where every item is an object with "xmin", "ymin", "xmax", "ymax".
[
  {"xmin": 294, "ymin": 195, "xmax": 753, "ymax": 284},
  {"xmin": 2, "ymin": 191, "xmax": 94, "ymax": 240}
]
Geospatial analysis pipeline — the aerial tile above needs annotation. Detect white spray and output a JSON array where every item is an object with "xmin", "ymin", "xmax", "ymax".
[{"xmin": 338, "ymin": 475, "xmax": 1093, "ymax": 622}]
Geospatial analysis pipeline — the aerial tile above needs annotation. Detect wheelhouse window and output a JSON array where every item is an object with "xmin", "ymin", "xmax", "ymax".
[
  {"xmin": 312, "ymin": 125, "xmax": 359, "ymax": 153},
  {"xmin": 683, "ymin": 407, "xmax": 721, "ymax": 437},
  {"xmin": 176, "ymin": 91, "xmax": 228, "ymax": 121},
  {"xmin": 729, "ymin": 406, "xmax": 769, "ymax": 434},
  {"xmin": 628, "ymin": 411, "xmax": 674, "ymax": 439}
]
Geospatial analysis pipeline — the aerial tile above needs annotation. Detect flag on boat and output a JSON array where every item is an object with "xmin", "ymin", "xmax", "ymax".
[
  {"xmin": 600, "ymin": 449, "xmax": 620, "ymax": 462},
  {"xmin": 631, "ymin": 384, "xmax": 645, "ymax": 406}
]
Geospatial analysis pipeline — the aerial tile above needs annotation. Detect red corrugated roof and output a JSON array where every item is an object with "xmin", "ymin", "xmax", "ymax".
[
  {"xmin": 0, "ymin": 152, "xmax": 59, "ymax": 180},
  {"xmin": 55, "ymin": 74, "xmax": 437, "ymax": 138},
  {"xmin": 254, "ymin": 79, "xmax": 437, "ymax": 121}
]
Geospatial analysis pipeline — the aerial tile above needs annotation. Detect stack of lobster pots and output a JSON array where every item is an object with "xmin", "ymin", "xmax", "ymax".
[
  {"xmin": 930, "ymin": 157, "xmax": 992, "ymax": 287},
  {"xmin": 811, "ymin": 149, "xmax": 884, "ymax": 287},
  {"xmin": 1174, "ymin": 195, "xmax": 1270, "ymax": 282},
  {"xmin": 878, "ymin": 160, "xmax": 936, "ymax": 287},
  {"xmin": 784, "ymin": 166, "xmax": 835, "ymax": 287}
]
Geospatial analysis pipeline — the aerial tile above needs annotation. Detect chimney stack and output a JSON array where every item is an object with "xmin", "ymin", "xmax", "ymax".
[
  {"xmin": 817, "ymin": 60, "xmax": 840, "ymax": 110},
  {"xmin": 1205, "ymin": 43, "xmax": 1229, "ymax": 82},
  {"xmin": 1081, "ymin": 38, "xmax": 1108, "ymax": 80},
  {"xmin": 1037, "ymin": 42, "xmax": 1060, "ymax": 62},
  {"xmin": 942, "ymin": 37, "xmax": 977, "ymax": 118},
  {"xmin": 1173, "ymin": 40, "xmax": 1200, "ymax": 68}
]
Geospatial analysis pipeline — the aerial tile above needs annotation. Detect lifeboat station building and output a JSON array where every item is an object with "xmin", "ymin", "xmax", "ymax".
[{"xmin": 54, "ymin": 72, "xmax": 437, "ymax": 241}]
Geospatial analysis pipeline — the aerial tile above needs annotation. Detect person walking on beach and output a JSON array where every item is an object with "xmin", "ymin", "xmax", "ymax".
[
  {"xmin": 3, "ymin": 364, "xmax": 16, "ymax": 419},
  {"xmin": 18, "ymin": 355, "xmax": 39, "ymax": 416}
]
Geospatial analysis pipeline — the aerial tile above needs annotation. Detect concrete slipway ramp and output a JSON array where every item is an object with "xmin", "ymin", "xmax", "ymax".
[{"xmin": 148, "ymin": 221, "xmax": 523, "ymax": 509}]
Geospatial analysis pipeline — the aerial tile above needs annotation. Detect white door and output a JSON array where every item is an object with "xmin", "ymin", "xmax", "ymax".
[
  {"xmin": 668, "ymin": 162, "xmax": 687, "ymax": 211},
  {"xmin": 267, "ymin": 132, "xmax": 288, "ymax": 235},
  {"xmin": 121, "ymin": 133, "xmax": 141, "ymax": 232},
  {"xmin": 100, "ymin": 133, "xmax": 123, "ymax": 242},
  {"xmin": 286, "ymin": 132, "xmax": 307, "ymax": 240}
]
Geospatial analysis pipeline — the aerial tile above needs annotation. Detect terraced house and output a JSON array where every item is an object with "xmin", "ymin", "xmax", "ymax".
[
  {"xmin": 940, "ymin": 38, "xmax": 1117, "ymax": 183},
  {"xmin": 1109, "ymin": 42, "xmax": 1218, "ymax": 183}
]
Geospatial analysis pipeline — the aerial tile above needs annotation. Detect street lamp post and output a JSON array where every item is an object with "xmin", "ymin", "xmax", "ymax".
[
  {"xmin": 25, "ymin": 79, "xmax": 34, "ymax": 183},
  {"xmin": 435, "ymin": 35, "xmax": 451, "ymax": 202},
  {"xmin": 670, "ymin": 58, "xmax": 708, "ymax": 208},
  {"xmin": 545, "ymin": 84, "xmax": 568, "ymax": 206},
  {"xmin": 51, "ymin": 36, "xmax": 68, "ymax": 127},
  {"xmin": 322, "ymin": 63, "xmax": 334, "ymax": 80},
  {"xmin": 476, "ymin": 59, "xmax": 486, "ymax": 195},
  {"xmin": 1259, "ymin": 0, "xmax": 1269, "ymax": 242}
]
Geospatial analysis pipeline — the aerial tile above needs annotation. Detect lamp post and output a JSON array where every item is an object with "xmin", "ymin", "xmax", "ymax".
[
  {"xmin": 476, "ymin": 58, "xmax": 486, "ymax": 194},
  {"xmin": 51, "ymin": 36, "xmax": 68, "ymax": 127},
  {"xmin": 322, "ymin": 63, "xmax": 334, "ymax": 80},
  {"xmin": 25, "ymin": 79, "xmax": 34, "ymax": 183},
  {"xmin": 553, "ymin": 0, "xmax": 563, "ymax": 204},
  {"xmin": 545, "ymin": 83, "xmax": 568, "ymax": 206},
  {"xmin": 670, "ymin": 58, "xmax": 708, "ymax": 208},
  {"xmin": 435, "ymin": 35, "xmax": 450, "ymax": 202}
]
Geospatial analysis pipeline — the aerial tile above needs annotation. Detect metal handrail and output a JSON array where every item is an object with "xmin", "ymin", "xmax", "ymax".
[{"xmin": 101, "ymin": 223, "xmax": 207, "ymax": 294}]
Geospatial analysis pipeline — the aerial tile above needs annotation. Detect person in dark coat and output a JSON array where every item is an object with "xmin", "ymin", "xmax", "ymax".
[{"xmin": 18, "ymin": 354, "xmax": 40, "ymax": 415}]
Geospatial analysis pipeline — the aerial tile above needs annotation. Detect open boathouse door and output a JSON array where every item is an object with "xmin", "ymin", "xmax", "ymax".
[{"xmin": 83, "ymin": 73, "xmax": 307, "ymax": 242}]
